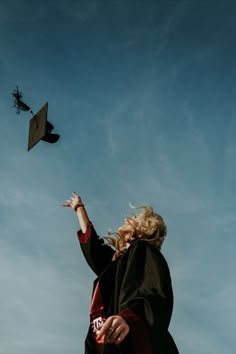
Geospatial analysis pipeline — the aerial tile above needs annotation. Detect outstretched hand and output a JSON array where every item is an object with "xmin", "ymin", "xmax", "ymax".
[
  {"xmin": 62, "ymin": 192, "xmax": 84, "ymax": 211},
  {"xmin": 96, "ymin": 315, "xmax": 130, "ymax": 345}
]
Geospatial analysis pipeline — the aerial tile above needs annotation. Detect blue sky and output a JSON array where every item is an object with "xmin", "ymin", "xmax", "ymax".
[{"xmin": 0, "ymin": 0, "xmax": 236, "ymax": 353}]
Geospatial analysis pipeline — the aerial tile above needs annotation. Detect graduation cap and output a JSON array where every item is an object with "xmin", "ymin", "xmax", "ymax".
[
  {"xmin": 12, "ymin": 86, "xmax": 60, "ymax": 151},
  {"xmin": 28, "ymin": 102, "xmax": 60, "ymax": 151}
]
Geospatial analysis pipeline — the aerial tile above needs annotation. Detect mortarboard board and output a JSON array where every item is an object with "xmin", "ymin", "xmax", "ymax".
[{"xmin": 28, "ymin": 102, "xmax": 60, "ymax": 151}]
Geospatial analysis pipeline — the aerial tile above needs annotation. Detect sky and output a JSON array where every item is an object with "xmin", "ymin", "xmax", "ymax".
[{"xmin": 0, "ymin": 0, "xmax": 236, "ymax": 353}]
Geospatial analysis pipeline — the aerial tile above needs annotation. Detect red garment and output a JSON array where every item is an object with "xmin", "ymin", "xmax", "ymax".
[{"xmin": 90, "ymin": 281, "xmax": 106, "ymax": 354}]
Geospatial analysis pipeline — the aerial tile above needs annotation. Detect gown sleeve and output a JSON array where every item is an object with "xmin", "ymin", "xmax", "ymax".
[
  {"xmin": 118, "ymin": 240, "xmax": 175, "ymax": 354},
  {"xmin": 77, "ymin": 221, "xmax": 115, "ymax": 276}
]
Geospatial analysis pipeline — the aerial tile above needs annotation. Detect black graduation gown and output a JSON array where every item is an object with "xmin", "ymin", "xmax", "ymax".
[{"xmin": 78, "ymin": 222, "xmax": 179, "ymax": 354}]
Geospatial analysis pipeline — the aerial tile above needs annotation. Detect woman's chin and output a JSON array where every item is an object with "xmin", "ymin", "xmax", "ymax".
[{"xmin": 118, "ymin": 228, "xmax": 123, "ymax": 236}]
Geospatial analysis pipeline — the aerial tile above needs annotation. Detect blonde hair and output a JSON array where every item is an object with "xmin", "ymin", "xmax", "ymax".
[{"xmin": 104, "ymin": 205, "xmax": 167, "ymax": 252}]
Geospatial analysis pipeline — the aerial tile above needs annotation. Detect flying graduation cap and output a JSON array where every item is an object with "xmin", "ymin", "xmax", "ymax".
[{"xmin": 12, "ymin": 86, "xmax": 60, "ymax": 151}]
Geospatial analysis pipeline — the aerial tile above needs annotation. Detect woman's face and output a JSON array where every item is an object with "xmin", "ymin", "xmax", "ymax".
[{"xmin": 118, "ymin": 218, "xmax": 138, "ymax": 241}]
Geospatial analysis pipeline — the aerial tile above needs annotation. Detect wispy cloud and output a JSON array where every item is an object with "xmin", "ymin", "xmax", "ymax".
[{"xmin": 183, "ymin": 99, "xmax": 210, "ymax": 157}]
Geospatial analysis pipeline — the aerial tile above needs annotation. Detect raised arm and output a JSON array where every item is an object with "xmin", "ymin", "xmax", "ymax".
[
  {"xmin": 62, "ymin": 192, "xmax": 89, "ymax": 232},
  {"xmin": 62, "ymin": 192, "xmax": 115, "ymax": 275}
]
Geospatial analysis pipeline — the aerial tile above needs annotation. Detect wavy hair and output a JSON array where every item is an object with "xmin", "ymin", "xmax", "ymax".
[{"xmin": 104, "ymin": 205, "xmax": 167, "ymax": 253}]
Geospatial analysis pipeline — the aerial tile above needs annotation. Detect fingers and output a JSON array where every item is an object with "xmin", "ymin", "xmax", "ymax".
[
  {"xmin": 106, "ymin": 324, "xmax": 123, "ymax": 344},
  {"xmin": 62, "ymin": 193, "xmax": 82, "ymax": 209},
  {"xmin": 96, "ymin": 317, "xmax": 113, "ymax": 341},
  {"xmin": 62, "ymin": 199, "xmax": 73, "ymax": 207},
  {"xmin": 113, "ymin": 326, "xmax": 129, "ymax": 345},
  {"xmin": 108, "ymin": 324, "xmax": 129, "ymax": 344},
  {"xmin": 96, "ymin": 316, "xmax": 129, "ymax": 345}
]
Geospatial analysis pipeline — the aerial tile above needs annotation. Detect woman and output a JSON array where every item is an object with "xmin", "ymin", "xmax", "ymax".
[{"xmin": 63, "ymin": 192, "xmax": 179, "ymax": 354}]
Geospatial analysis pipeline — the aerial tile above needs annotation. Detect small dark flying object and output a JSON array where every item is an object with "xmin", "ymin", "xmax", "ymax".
[
  {"xmin": 12, "ymin": 86, "xmax": 34, "ymax": 115},
  {"xmin": 11, "ymin": 86, "xmax": 60, "ymax": 151}
]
